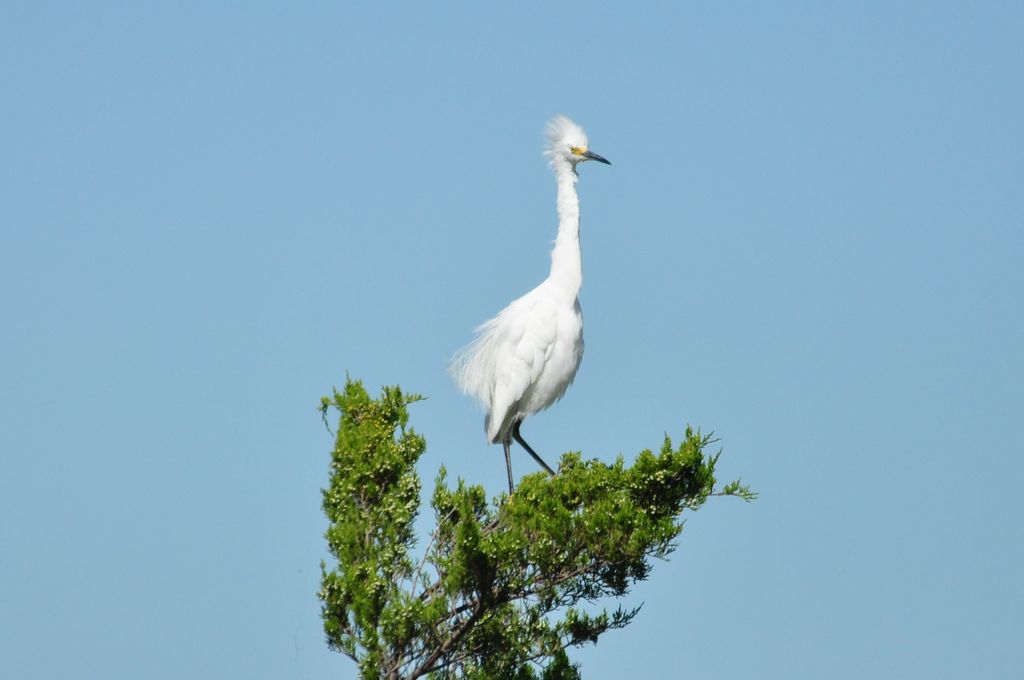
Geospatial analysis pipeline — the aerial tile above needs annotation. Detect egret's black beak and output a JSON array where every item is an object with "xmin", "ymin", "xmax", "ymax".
[{"xmin": 583, "ymin": 150, "xmax": 611, "ymax": 165}]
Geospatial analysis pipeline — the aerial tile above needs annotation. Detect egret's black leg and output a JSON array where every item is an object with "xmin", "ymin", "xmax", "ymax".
[
  {"xmin": 503, "ymin": 439, "xmax": 515, "ymax": 494},
  {"xmin": 512, "ymin": 421, "xmax": 556, "ymax": 477}
]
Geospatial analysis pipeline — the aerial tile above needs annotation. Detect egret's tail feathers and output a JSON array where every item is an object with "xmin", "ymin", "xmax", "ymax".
[{"xmin": 448, "ymin": 316, "xmax": 502, "ymax": 410}]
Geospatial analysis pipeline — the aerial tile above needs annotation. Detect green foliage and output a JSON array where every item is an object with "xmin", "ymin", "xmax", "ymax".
[{"xmin": 319, "ymin": 379, "xmax": 753, "ymax": 680}]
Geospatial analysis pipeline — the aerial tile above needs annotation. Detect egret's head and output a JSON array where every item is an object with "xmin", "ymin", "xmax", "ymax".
[{"xmin": 545, "ymin": 115, "xmax": 611, "ymax": 169}]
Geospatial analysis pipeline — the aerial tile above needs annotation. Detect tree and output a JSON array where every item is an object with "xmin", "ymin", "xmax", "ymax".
[{"xmin": 319, "ymin": 378, "xmax": 754, "ymax": 680}]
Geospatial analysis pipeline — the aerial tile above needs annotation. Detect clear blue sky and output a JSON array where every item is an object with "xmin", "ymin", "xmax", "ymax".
[{"xmin": 2, "ymin": 2, "xmax": 1022, "ymax": 678}]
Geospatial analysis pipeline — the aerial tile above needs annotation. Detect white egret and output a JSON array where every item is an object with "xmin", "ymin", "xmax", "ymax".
[{"xmin": 450, "ymin": 115, "xmax": 610, "ymax": 494}]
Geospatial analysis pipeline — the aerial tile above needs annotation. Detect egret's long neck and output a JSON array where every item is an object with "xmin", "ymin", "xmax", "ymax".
[{"xmin": 547, "ymin": 162, "xmax": 582, "ymax": 300}]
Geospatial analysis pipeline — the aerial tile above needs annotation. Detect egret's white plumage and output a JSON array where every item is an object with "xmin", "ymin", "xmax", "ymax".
[{"xmin": 450, "ymin": 115, "xmax": 610, "ymax": 492}]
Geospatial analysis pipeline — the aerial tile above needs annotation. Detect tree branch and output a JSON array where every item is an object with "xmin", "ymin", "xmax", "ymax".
[{"xmin": 407, "ymin": 604, "xmax": 486, "ymax": 680}]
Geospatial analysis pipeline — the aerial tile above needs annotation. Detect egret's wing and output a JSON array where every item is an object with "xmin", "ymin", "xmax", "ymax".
[
  {"xmin": 486, "ymin": 293, "xmax": 558, "ymax": 440},
  {"xmin": 449, "ymin": 286, "xmax": 560, "ymax": 442}
]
